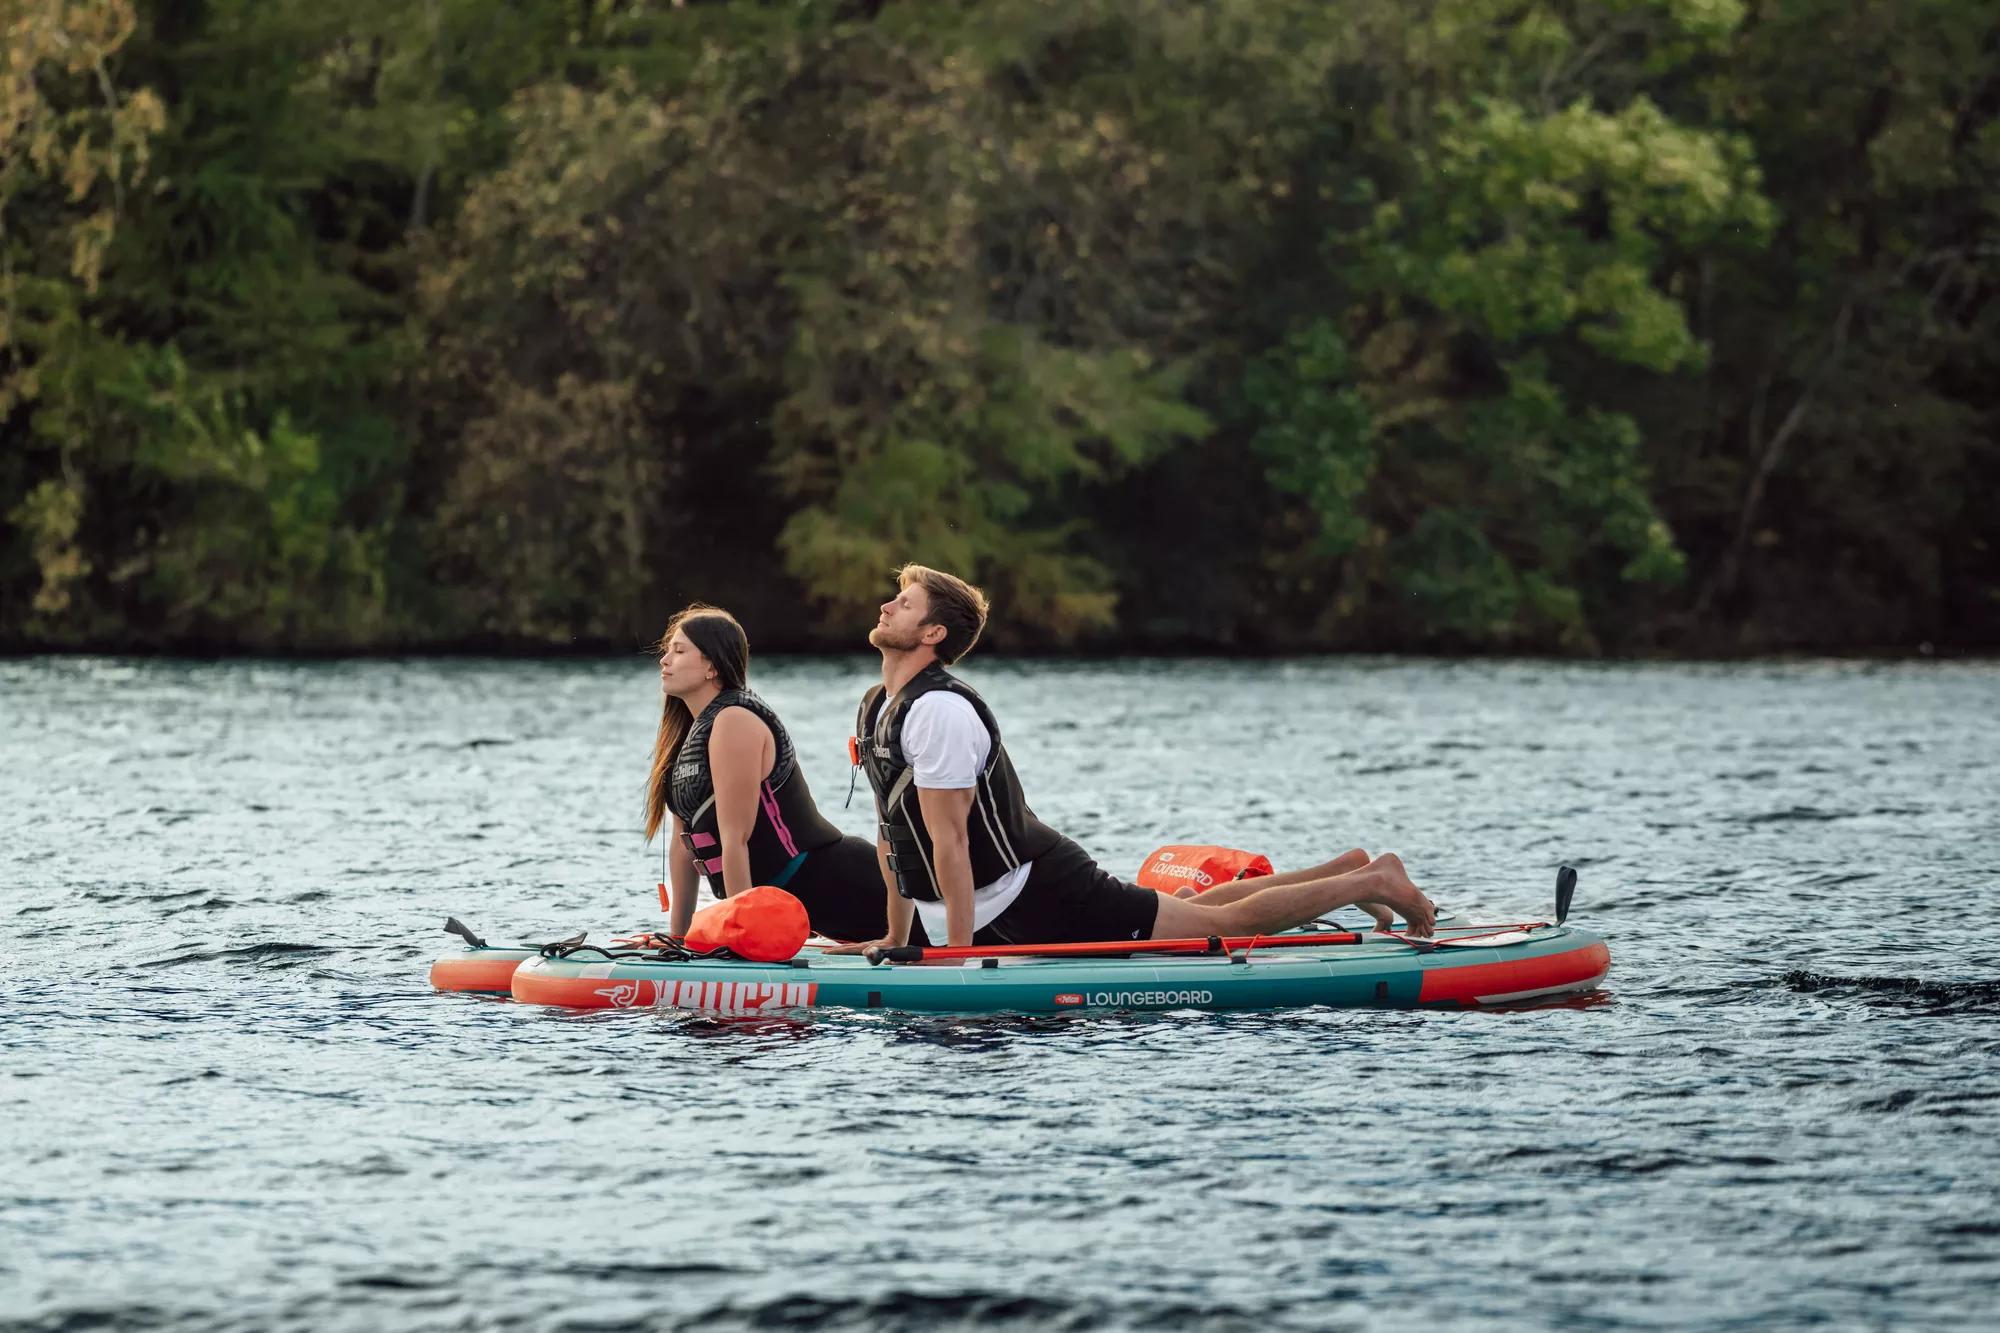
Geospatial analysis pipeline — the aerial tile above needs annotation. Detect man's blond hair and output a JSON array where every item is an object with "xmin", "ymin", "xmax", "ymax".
[{"xmin": 898, "ymin": 563, "xmax": 988, "ymax": 664}]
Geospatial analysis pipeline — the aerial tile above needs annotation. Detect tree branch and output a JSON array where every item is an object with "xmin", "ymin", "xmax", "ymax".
[{"xmin": 1694, "ymin": 300, "xmax": 1854, "ymax": 617}]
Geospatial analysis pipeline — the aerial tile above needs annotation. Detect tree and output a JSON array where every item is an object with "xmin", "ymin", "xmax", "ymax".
[
  {"xmin": 2, "ymin": 0, "xmax": 165, "ymax": 626},
  {"xmin": 1238, "ymin": 0, "xmax": 1771, "ymax": 651}
]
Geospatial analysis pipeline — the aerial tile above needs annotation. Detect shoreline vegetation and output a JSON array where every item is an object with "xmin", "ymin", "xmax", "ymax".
[
  {"xmin": 2, "ymin": 642, "xmax": 1986, "ymax": 664},
  {"xmin": 4, "ymin": 2, "xmax": 1995, "ymax": 659}
]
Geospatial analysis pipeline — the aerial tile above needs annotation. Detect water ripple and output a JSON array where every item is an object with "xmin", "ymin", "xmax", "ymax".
[{"xmin": 2, "ymin": 655, "xmax": 1997, "ymax": 1332}]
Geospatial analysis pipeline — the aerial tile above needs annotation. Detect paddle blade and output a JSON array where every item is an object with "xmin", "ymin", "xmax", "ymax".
[
  {"xmin": 1555, "ymin": 866, "xmax": 1578, "ymax": 925},
  {"xmin": 443, "ymin": 917, "xmax": 488, "ymax": 949}
]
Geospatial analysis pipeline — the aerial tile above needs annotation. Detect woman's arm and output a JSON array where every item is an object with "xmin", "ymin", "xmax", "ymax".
[
  {"xmin": 667, "ymin": 814, "xmax": 699, "ymax": 937},
  {"xmin": 707, "ymin": 706, "xmax": 774, "ymax": 900}
]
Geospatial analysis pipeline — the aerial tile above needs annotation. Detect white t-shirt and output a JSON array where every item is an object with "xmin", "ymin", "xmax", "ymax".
[{"xmin": 900, "ymin": 691, "xmax": 1033, "ymax": 939}]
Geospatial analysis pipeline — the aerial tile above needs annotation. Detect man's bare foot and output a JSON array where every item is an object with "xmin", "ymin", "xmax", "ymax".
[
  {"xmin": 1370, "ymin": 853, "xmax": 1418, "ymax": 892},
  {"xmin": 1367, "ymin": 857, "xmax": 1436, "ymax": 936},
  {"xmin": 1392, "ymin": 888, "xmax": 1437, "ymax": 937},
  {"xmin": 1357, "ymin": 901, "xmax": 1396, "ymax": 932}
]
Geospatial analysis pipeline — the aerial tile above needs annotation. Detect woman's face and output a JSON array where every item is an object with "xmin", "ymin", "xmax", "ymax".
[{"xmin": 658, "ymin": 630, "xmax": 714, "ymax": 700}]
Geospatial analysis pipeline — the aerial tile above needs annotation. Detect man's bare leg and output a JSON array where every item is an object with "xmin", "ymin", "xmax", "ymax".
[
  {"xmin": 1175, "ymin": 849, "xmax": 1370, "ymax": 902},
  {"xmin": 1150, "ymin": 854, "xmax": 1435, "ymax": 939},
  {"xmin": 1174, "ymin": 849, "xmax": 1397, "ymax": 929}
]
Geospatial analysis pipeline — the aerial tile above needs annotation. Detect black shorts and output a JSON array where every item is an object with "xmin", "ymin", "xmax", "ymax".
[
  {"xmin": 780, "ymin": 835, "xmax": 889, "ymax": 943},
  {"xmin": 964, "ymin": 836, "xmax": 1160, "ymax": 946}
]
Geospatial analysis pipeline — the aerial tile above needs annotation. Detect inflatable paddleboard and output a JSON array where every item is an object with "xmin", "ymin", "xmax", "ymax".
[
  {"xmin": 434, "ymin": 867, "xmax": 1607, "ymax": 1015},
  {"xmin": 434, "ymin": 921, "xmax": 1606, "ymax": 1014}
]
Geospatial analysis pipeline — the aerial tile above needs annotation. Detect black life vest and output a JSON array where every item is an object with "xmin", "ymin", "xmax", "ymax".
[
  {"xmin": 854, "ymin": 664, "xmax": 1060, "ymax": 901},
  {"xmin": 668, "ymin": 690, "xmax": 844, "ymax": 891}
]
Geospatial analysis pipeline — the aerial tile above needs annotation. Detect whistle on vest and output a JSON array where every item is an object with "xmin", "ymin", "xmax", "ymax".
[{"xmin": 845, "ymin": 734, "xmax": 861, "ymax": 808}]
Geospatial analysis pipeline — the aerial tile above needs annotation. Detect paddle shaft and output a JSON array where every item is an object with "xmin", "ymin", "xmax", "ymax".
[{"xmin": 869, "ymin": 929, "xmax": 1365, "ymax": 964}]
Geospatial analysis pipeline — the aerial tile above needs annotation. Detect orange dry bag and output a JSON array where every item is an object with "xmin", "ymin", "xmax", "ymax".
[
  {"xmin": 1134, "ymin": 845, "xmax": 1275, "ymax": 896},
  {"xmin": 684, "ymin": 886, "xmax": 810, "ymax": 962}
]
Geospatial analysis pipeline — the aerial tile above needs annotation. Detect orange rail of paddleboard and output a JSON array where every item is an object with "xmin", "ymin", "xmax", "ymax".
[
  {"xmin": 430, "ymin": 955, "xmax": 528, "ymax": 994},
  {"xmin": 1416, "ymin": 939, "xmax": 1610, "ymax": 1006}
]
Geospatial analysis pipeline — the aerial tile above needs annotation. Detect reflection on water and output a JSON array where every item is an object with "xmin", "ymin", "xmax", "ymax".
[{"xmin": 3, "ymin": 655, "xmax": 1997, "ymax": 1331}]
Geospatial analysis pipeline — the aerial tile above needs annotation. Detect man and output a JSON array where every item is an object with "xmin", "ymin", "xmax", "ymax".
[{"xmin": 834, "ymin": 564, "xmax": 1436, "ymax": 952}]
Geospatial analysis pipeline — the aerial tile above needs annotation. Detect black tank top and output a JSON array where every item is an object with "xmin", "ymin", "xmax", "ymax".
[
  {"xmin": 855, "ymin": 665, "xmax": 1060, "ymax": 901},
  {"xmin": 668, "ymin": 690, "xmax": 845, "ymax": 891}
]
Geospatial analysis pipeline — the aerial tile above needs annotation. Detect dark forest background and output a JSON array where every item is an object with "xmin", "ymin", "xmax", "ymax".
[{"xmin": 3, "ymin": 0, "xmax": 1995, "ymax": 655}]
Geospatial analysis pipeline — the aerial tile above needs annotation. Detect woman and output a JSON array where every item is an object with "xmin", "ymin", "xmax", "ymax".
[{"xmin": 645, "ymin": 605, "xmax": 887, "ymax": 942}]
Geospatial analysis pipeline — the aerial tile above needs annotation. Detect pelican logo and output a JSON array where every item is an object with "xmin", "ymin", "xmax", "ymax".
[
  {"xmin": 1053, "ymin": 993, "xmax": 1083, "ymax": 1006},
  {"xmin": 594, "ymin": 981, "xmax": 645, "ymax": 1008}
]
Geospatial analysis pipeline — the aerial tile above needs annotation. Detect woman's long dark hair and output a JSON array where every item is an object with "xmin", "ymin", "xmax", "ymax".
[{"xmin": 645, "ymin": 606, "xmax": 750, "ymax": 842}]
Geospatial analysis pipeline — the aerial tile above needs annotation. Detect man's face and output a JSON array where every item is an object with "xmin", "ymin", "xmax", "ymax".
[{"xmin": 870, "ymin": 582, "xmax": 935, "ymax": 654}]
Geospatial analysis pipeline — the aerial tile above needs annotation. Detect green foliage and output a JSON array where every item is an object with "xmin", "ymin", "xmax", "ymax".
[
  {"xmin": 1245, "ymin": 323, "xmax": 1377, "ymax": 559},
  {"xmin": 418, "ymin": 17, "xmax": 1214, "ymax": 644},
  {"xmin": 1373, "ymin": 94, "xmax": 1772, "ymax": 371},
  {"xmin": 1661, "ymin": 0, "xmax": 2000, "ymax": 647},
  {"xmin": 1230, "ymin": 0, "xmax": 1764, "ymax": 648},
  {"xmin": 2, "ymin": 0, "xmax": 1994, "ymax": 653},
  {"xmin": 7, "ymin": 475, "xmax": 89, "ymax": 618}
]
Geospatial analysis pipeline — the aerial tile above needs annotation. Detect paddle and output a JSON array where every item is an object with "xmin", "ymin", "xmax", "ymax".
[
  {"xmin": 441, "ymin": 918, "xmax": 583, "ymax": 951},
  {"xmin": 862, "ymin": 919, "xmax": 1572, "ymax": 964},
  {"xmin": 443, "ymin": 917, "xmax": 488, "ymax": 949},
  {"xmin": 865, "ymin": 929, "xmax": 1366, "ymax": 965}
]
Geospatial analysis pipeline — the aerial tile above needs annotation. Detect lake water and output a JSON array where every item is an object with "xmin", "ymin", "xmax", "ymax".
[{"xmin": 3, "ymin": 655, "xmax": 1996, "ymax": 1331}]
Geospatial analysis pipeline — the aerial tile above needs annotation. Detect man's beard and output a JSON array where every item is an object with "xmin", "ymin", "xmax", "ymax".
[{"xmin": 869, "ymin": 623, "xmax": 924, "ymax": 652}]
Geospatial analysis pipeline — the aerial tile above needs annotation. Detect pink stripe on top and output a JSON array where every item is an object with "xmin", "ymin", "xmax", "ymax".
[{"xmin": 759, "ymin": 782, "xmax": 800, "ymax": 857}]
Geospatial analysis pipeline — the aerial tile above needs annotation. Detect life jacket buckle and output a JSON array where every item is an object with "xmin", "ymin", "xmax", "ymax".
[{"xmin": 881, "ymin": 849, "xmax": 917, "ymax": 899}]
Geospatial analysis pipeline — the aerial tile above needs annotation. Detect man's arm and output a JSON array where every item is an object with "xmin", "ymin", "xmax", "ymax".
[
  {"xmin": 915, "ymin": 785, "xmax": 977, "ymax": 947},
  {"xmin": 878, "ymin": 835, "xmax": 914, "ymax": 945}
]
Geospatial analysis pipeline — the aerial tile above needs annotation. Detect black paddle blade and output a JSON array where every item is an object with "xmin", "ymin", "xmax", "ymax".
[
  {"xmin": 549, "ymin": 930, "xmax": 587, "ymax": 949},
  {"xmin": 443, "ymin": 917, "xmax": 488, "ymax": 949},
  {"xmin": 1555, "ymin": 866, "xmax": 1578, "ymax": 925}
]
